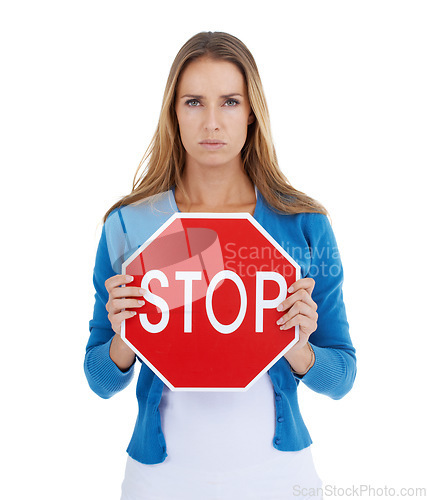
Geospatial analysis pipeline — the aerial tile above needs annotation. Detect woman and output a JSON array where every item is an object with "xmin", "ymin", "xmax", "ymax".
[{"xmin": 85, "ymin": 31, "xmax": 357, "ymax": 499}]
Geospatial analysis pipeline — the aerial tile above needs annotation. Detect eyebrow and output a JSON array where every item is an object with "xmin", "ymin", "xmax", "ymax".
[{"xmin": 180, "ymin": 93, "xmax": 243, "ymax": 99}]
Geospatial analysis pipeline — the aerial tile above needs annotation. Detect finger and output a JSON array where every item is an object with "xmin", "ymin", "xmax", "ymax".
[
  {"xmin": 109, "ymin": 309, "xmax": 138, "ymax": 327},
  {"xmin": 105, "ymin": 274, "xmax": 134, "ymax": 292},
  {"xmin": 110, "ymin": 285, "xmax": 147, "ymax": 299},
  {"xmin": 277, "ymin": 287, "xmax": 317, "ymax": 313},
  {"xmin": 279, "ymin": 313, "xmax": 316, "ymax": 332},
  {"xmin": 107, "ymin": 297, "xmax": 145, "ymax": 314},
  {"xmin": 277, "ymin": 301, "xmax": 318, "ymax": 327},
  {"xmin": 288, "ymin": 278, "xmax": 315, "ymax": 295}
]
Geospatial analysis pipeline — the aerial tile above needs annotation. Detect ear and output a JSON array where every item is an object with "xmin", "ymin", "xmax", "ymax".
[{"xmin": 248, "ymin": 110, "xmax": 256, "ymax": 125}]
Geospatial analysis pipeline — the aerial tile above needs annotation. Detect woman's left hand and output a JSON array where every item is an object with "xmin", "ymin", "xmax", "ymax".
[{"xmin": 276, "ymin": 277, "xmax": 318, "ymax": 352}]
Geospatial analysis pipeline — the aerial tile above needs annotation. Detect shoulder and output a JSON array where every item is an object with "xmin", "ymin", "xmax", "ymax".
[
  {"xmin": 105, "ymin": 191, "xmax": 173, "ymax": 222},
  {"xmin": 265, "ymin": 204, "xmax": 333, "ymax": 242},
  {"xmin": 259, "ymin": 195, "xmax": 331, "ymax": 239},
  {"xmin": 301, "ymin": 212, "xmax": 337, "ymax": 248},
  {"xmin": 102, "ymin": 190, "xmax": 177, "ymax": 274},
  {"xmin": 104, "ymin": 190, "xmax": 175, "ymax": 234},
  {"xmin": 258, "ymin": 201, "xmax": 337, "ymax": 259}
]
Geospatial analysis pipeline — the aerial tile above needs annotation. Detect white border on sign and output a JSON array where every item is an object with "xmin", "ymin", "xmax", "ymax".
[{"xmin": 121, "ymin": 212, "xmax": 301, "ymax": 392}]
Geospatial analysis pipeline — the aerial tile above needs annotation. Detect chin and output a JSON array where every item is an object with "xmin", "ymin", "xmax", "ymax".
[{"xmin": 201, "ymin": 159, "xmax": 233, "ymax": 168}]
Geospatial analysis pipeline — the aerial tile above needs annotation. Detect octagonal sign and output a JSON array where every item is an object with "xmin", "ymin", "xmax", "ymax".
[{"xmin": 121, "ymin": 213, "xmax": 300, "ymax": 391}]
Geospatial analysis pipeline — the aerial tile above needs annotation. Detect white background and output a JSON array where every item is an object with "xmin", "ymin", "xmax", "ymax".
[{"xmin": 1, "ymin": 1, "xmax": 426, "ymax": 499}]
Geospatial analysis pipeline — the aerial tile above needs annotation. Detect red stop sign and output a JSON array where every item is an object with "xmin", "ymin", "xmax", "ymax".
[{"xmin": 121, "ymin": 213, "xmax": 300, "ymax": 391}]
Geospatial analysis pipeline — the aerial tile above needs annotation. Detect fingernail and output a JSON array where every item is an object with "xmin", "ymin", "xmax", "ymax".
[
  {"xmin": 288, "ymin": 286, "xmax": 294, "ymax": 293},
  {"xmin": 126, "ymin": 275, "xmax": 134, "ymax": 282},
  {"xmin": 277, "ymin": 305, "xmax": 284, "ymax": 312},
  {"xmin": 138, "ymin": 300, "xmax": 145, "ymax": 306}
]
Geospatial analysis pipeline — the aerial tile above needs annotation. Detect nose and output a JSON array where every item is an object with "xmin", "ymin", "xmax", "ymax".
[{"xmin": 204, "ymin": 105, "xmax": 220, "ymax": 132}]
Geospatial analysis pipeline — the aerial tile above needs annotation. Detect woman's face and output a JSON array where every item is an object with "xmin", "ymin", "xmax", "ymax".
[{"xmin": 175, "ymin": 57, "xmax": 255, "ymax": 170}]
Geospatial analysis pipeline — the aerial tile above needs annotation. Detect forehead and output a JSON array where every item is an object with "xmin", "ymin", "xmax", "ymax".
[{"xmin": 176, "ymin": 57, "xmax": 247, "ymax": 95}]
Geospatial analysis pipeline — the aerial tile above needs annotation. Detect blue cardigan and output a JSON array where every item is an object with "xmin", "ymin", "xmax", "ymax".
[{"xmin": 84, "ymin": 187, "xmax": 357, "ymax": 464}]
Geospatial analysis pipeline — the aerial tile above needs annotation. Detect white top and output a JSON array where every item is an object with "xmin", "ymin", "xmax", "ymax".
[
  {"xmin": 120, "ymin": 374, "xmax": 323, "ymax": 499},
  {"xmin": 159, "ymin": 373, "xmax": 279, "ymax": 472}
]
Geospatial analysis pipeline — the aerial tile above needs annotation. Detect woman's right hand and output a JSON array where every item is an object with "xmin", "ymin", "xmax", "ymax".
[
  {"xmin": 105, "ymin": 274, "xmax": 146, "ymax": 371},
  {"xmin": 105, "ymin": 274, "xmax": 146, "ymax": 335}
]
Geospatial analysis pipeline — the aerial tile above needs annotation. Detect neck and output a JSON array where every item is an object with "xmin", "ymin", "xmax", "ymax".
[{"xmin": 176, "ymin": 158, "xmax": 255, "ymax": 210}]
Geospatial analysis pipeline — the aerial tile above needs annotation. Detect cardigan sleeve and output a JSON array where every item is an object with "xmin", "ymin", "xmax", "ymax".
[
  {"xmin": 292, "ymin": 213, "xmax": 357, "ymax": 400},
  {"xmin": 84, "ymin": 223, "xmax": 135, "ymax": 399}
]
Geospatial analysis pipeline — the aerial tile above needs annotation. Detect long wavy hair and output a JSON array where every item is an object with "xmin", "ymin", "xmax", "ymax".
[{"xmin": 104, "ymin": 31, "xmax": 327, "ymax": 222}]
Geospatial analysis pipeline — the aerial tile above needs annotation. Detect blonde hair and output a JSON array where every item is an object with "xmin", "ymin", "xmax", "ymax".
[{"xmin": 104, "ymin": 31, "xmax": 327, "ymax": 222}]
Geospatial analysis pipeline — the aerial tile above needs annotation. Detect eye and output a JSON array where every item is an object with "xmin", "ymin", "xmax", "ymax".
[
  {"xmin": 224, "ymin": 98, "xmax": 240, "ymax": 107},
  {"xmin": 185, "ymin": 99, "xmax": 200, "ymax": 107}
]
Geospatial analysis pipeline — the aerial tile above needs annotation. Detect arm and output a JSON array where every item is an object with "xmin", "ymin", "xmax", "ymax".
[
  {"xmin": 84, "ymin": 224, "xmax": 136, "ymax": 399},
  {"xmin": 283, "ymin": 213, "xmax": 357, "ymax": 400}
]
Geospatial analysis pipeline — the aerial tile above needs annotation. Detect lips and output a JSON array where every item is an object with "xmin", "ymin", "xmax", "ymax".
[{"xmin": 199, "ymin": 139, "xmax": 226, "ymax": 150}]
